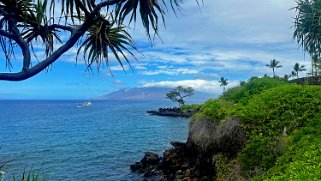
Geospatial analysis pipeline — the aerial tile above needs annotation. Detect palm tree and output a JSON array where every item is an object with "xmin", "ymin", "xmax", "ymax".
[
  {"xmin": 266, "ymin": 59, "xmax": 282, "ymax": 77},
  {"xmin": 219, "ymin": 77, "xmax": 228, "ymax": 92},
  {"xmin": 290, "ymin": 71, "xmax": 297, "ymax": 80},
  {"xmin": 294, "ymin": 0, "xmax": 321, "ymax": 57},
  {"xmin": 311, "ymin": 54, "xmax": 321, "ymax": 76},
  {"xmin": 293, "ymin": 63, "xmax": 307, "ymax": 79}
]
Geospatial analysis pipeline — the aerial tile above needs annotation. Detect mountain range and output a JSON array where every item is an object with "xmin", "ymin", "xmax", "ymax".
[{"xmin": 95, "ymin": 87, "xmax": 216, "ymax": 103}]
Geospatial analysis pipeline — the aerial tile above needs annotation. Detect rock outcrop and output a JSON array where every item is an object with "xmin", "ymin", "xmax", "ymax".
[
  {"xmin": 131, "ymin": 119, "xmax": 246, "ymax": 181},
  {"xmin": 130, "ymin": 141, "xmax": 216, "ymax": 181},
  {"xmin": 147, "ymin": 107, "xmax": 195, "ymax": 118}
]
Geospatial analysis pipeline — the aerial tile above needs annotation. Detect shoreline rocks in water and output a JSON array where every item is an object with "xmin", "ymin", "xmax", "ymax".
[
  {"xmin": 147, "ymin": 107, "xmax": 195, "ymax": 118},
  {"xmin": 131, "ymin": 119, "xmax": 246, "ymax": 181},
  {"xmin": 130, "ymin": 141, "xmax": 216, "ymax": 181}
]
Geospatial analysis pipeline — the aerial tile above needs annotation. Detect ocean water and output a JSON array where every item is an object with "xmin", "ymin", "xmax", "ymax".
[{"xmin": 0, "ymin": 100, "xmax": 189, "ymax": 181}]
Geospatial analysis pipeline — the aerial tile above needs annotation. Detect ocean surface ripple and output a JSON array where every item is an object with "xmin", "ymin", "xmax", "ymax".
[{"xmin": 0, "ymin": 100, "xmax": 189, "ymax": 181}]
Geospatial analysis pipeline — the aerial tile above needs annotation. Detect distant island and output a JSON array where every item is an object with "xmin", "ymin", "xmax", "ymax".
[{"xmin": 95, "ymin": 87, "xmax": 216, "ymax": 102}]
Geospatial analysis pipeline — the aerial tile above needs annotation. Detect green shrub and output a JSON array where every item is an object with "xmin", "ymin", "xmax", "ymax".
[
  {"xmin": 187, "ymin": 78, "xmax": 321, "ymax": 180},
  {"xmin": 236, "ymin": 85, "xmax": 321, "ymax": 137},
  {"xmin": 221, "ymin": 77, "xmax": 287, "ymax": 104},
  {"xmin": 180, "ymin": 104, "xmax": 201, "ymax": 114},
  {"xmin": 254, "ymin": 118, "xmax": 321, "ymax": 181},
  {"xmin": 215, "ymin": 156, "xmax": 246, "ymax": 181},
  {"xmin": 215, "ymin": 153, "xmax": 230, "ymax": 179},
  {"xmin": 191, "ymin": 99, "xmax": 233, "ymax": 123},
  {"xmin": 237, "ymin": 136, "xmax": 287, "ymax": 175},
  {"xmin": 235, "ymin": 84, "xmax": 321, "ymax": 177}
]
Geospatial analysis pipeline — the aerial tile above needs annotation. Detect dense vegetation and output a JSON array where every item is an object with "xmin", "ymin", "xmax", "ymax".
[
  {"xmin": 189, "ymin": 77, "xmax": 321, "ymax": 180},
  {"xmin": 220, "ymin": 77, "xmax": 287, "ymax": 104}
]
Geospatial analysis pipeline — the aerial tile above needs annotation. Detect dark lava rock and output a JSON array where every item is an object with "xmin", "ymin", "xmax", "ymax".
[
  {"xmin": 130, "ymin": 162, "xmax": 143, "ymax": 172},
  {"xmin": 147, "ymin": 107, "xmax": 194, "ymax": 118},
  {"xmin": 131, "ymin": 141, "xmax": 215, "ymax": 181},
  {"xmin": 141, "ymin": 152, "xmax": 161, "ymax": 165},
  {"xmin": 130, "ymin": 152, "xmax": 162, "ymax": 179}
]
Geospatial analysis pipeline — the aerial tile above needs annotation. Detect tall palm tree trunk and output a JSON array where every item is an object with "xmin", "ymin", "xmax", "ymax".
[{"xmin": 273, "ymin": 68, "xmax": 275, "ymax": 77}]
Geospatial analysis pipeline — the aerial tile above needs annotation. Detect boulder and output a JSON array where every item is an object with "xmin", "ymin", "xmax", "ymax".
[
  {"xmin": 188, "ymin": 118, "xmax": 246, "ymax": 157},
  {"xmin": 130, "ymin": 162, "xmax": 143, "ymax": 172},
  {"xmin": 141, "ymin": 152, "xmax": 161, "ymax": 165}
]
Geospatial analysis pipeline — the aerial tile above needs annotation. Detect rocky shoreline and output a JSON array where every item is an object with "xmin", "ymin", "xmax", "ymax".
[
  {"xmin": 130, "ymin": 141, "xmax": 215, "ymax": 181},
  {"xmin": 146, "ymin": 107, "xmax": 196, "ymax": 118},
  {"xmin": 131, "ymin": 118, "xmax": 246, "ymax": 181}
]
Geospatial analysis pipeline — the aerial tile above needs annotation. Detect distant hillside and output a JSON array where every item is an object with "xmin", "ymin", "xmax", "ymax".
[{"xmin": 95, "ymin": 87, "xmax": 216, "ymax": 102}]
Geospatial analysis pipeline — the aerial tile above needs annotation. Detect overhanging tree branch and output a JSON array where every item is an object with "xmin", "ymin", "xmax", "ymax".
[
  {"xmin": 0, "ymin": 0, "xmax": 121, "ymax": 81},
  {"xmin": 0, "ymin": 11, "xmax": 97, "ymax": 81},
  {"xmin": 0, "ymin": 30, "xmax": 15, "ymax": 39},
  {"xmin": 0, "ymin": 0, "xmax": 197, "ymax": 81},
  {"xmin": 7, "ymin": 14, "xmax": 31, "ymax": 71}
]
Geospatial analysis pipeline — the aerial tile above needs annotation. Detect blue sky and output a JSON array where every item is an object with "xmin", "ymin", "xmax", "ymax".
[{"xmin": 0, "ymin": 0, "xmax": 308, "ymax": 99}]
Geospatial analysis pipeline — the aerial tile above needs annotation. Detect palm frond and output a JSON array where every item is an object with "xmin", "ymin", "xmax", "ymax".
[
  {"xmin": 294, "ymin": 0, "xmax": 321, "ymax": 56},
  {"xmin": 20, "ymin": 0, "xmax": 62, "ymax": 58},
  {"xmin": 77, "ymin": 15, "xmax": 137, "ymax": 72},
  {"xmin": 49, "ymin": 0, "xmax": 94, "ymax": 22},
  {"xmin": 115, "ymin": 0, "xmax": 166, "ymax": 38}
]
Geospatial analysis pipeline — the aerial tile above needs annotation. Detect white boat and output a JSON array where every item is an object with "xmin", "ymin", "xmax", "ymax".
[
  {"xmin": 78, "ymin": 101, "xmax": 92, "ymax": 108},
  {"xmin": 83, "ymin": 101, "xmax": 92, "ymax": 106}
]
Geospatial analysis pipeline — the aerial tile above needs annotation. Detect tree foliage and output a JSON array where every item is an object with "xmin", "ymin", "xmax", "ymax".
[
  {"xmin": 220, "ymin": 77, "xmax": 286, "ymax": 104},
  {"xmin": 266, "ymin": 59, "xmax": 282, "ymax": 77},
  {"xmin": 165, "ymin": 86, "xmax": 194, "ymax": 106},
  {"xmin": 191, "ymin": 99, "xmax": 233, "ymax": 123},
  {"xmin": 256, "ymin": 118, "xmax": 321, "ymax": 181},
  {"xmin": 0, "ymin": 0, "xmax": 198, "ymax": 81},
  {"xmin": 188, "ymin": 77, "xmax": 321, "ymax": 179},
  {"xmin": 294, "ymin": 0, "xmax": 321, "ymax": 56},
  {"xmin": 293, "ymin": 62, "xmax": 306, "ymax": 79},
  {"xmin": 219, "ymin": 77, "xmax": 228, "ymax": 92}
]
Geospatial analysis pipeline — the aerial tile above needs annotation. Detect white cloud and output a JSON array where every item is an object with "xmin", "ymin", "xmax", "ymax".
[
  {"xmin": 122, "ymin": 0, "xmax": 307, "ymax": 79},
  {"xmin": 133, "ymin": 64, "xmax": 148, "ymax": 70},
  {"xmin": 143, "ymin": 79, "xmax": 239, "ymax": 94},
  {"xmin": 109, "ymin": 65, "xmax": 129, "ymax": 71},
  {"xmin": 140, "ymin": 68, "xmax": 198, "ymax": 75}
]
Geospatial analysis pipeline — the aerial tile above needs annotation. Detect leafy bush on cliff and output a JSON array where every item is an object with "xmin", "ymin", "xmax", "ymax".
[
  {"xmin": 254, "ymin": 118, "xmax": 321, "ymax": 180},
  {"xmin": 237, "ymin": 136, "xmax": 287, "ymax": 175},
  {"xmin": 191, "ymin": 99, "xmax": 233, "ymax": 123},
  {"xmin": 236, "ymin": 85, "xmax": 321, "ymax": 137},
  {"xmin": 191, "ymin": 78, "xmax": 286, "ymax": 124},
  {"xmin": 221, "ymin": 77, "xmax": 287, "ymax": 104},
  {"xmin": 188, "ymin": 78, "xmax": 321, "ymax": 179},
  {"xmin": 180, "ymin": 104, "xmax": 201, "ymax": 114},
  {"xmin": 235, "ymin": 84, "xmax": 321, "ymax": 175}
]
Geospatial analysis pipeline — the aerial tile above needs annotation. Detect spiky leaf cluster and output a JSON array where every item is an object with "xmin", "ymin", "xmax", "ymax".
[{"xmin": 294, "ymin": 0, "xmax": 321, "ymax": 56}]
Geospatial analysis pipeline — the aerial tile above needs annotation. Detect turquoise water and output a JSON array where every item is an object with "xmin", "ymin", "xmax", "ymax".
[{"xmin": 0, "ymin": 100, "xmax": 189, "ymax": 181}]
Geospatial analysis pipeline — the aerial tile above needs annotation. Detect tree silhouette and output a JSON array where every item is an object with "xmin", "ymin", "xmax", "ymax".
[
  {"xmin": 290, "ymin": 71, "xmax": 297, "ymax": 80},
  {"xmin": 293, "ymin": 62, "xmax": 306, "ymax": 79},
  {"xmin": 266, "ymin": 59, "xmax": 282, "ymax": 77},
  {"xmin": 166, "ymin": 86, "xmax": 194, "ymax": 106},
  {"xmin": 0, "ymin": 0, "xmax": 199, "ymax": 81},
  {"xmin": 219, "ymin": 77, "xmax": 228, "ymax": 92}
]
